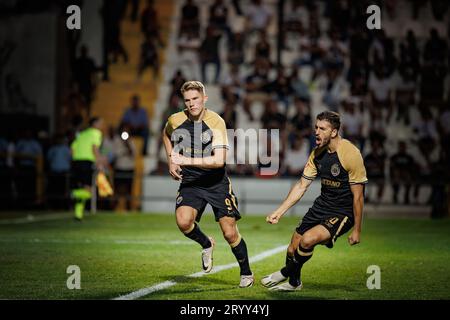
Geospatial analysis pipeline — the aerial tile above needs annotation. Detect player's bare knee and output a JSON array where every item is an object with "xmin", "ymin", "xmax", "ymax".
[
  {"xmin": 177, "ymin": 219, "xmax": 194, "ymax": 233},
  {"xmin": 222, "ymin": 229, "xmax": 237, "ymax": 244},
  {"xmin": 300, "ymin": 235, "xmax": 317, "ymax": 249}
]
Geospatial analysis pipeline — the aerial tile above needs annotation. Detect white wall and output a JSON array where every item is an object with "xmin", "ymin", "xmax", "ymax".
[{"xmin": 142, "ymin": 176, "xmax": 320, "ymax": 217}]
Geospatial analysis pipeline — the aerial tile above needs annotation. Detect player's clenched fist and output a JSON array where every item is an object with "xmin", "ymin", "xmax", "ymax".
[{"xmin": 266, "ymin": 212, "xmax": 281, "ymax": 224}]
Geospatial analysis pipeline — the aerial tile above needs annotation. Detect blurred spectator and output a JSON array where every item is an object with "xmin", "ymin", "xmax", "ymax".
[
  {"xmin": 137, "ymin": 33, "xmax": 159, "ymax": 81},
  {"xmin": 208, "ymin": 0, "xmax": 232, "ymax": 41},
  {"xmin": 407, "ymin": 0, "xmax": 428, "ymax": 19},
  {"xmin": 199, "ymin": 25, "xmax": 222, "ymax": 84},
  {"xmin": 294, "ymin": 26, "xmax": 314, "ymax": 67},
  {"xmin": 179, "ymin": 0, "xmax": 200, "ymax": 38},
  {"xmin": 129, "ymin": 0, "xmax": 139, "ymax": 22},
  {"xmin": 260, "ymin": 99, "xmax": 287, "ymax": 131},
  {"xmin": 430, "ymin": 0, "xmax": 448, "ymax": 21},
  {"xmin": 322, "ymin": 67, "xmax": 349, "ymax": 112},
  {"xmin": 61, "ymin": 85, "xmax": 88, "ymax": 135},
  {"xmin": 243, "ymin": 57, "xmax": 271, "ymax": 120},
  {"xmin": 348, "ymin": 29, "xmax": 370, "ymax": 92},
  {"xmin": 73, "ymin": 45, "xmax": 98, "ymax": 114},
  {"xmin": 141, "ymin": 0, "xmax": 164, "ymax": 47},
  {"xmin": 364, "ymin": 139, "xmax": 386, "ymax": 203},
  {"xmin": 289, "ymin": 97, "xmax": 313, "ymax": 151},
  {"xmin": 100, "ymin": 126, "xmax": 116, "ymax": 166},
  {"xmin": 231, "ymin": 0, "xmax": 243, "ymax": 16},
  {"xmin": 220, "ymin": 99, "xmax": 238, "ymax": 130},
  {"xmin": 253, "ymin": 30, "xmax": 272, "ymax": 63},
  {"xmin": 256, "ymin": 133, "xmax": 282, "ymax": 178},
  {"xmin": 368, "ymin": 30, "xmax": 396, "ymax": 77},
  {"xmin": 429, "ymin": 149, "xmax": 450, "ymax": 218},
  {"xmin": 393, "ymin": 67, "xmax": 416, "ymax": 125},
  {"xmin": 328, "ymin": 0, "xmax": 351, "ymax": 38},
  {"xmin": 290, "ymin": 68, "xmax": 311, "ymax": 102},
  {"xmin": 177, "ymin": 29, "xmax": 201, "ymax": 79},
  {"xmin": 437, "ymin": 103, "xmax": 450, "ymax": 156},
  {"xmin": 283, "ymin": 0, "xmax": 308, "ymax": 39},
  {"xmin": 46, "ymin": 134, "xmax": 71, "ymax": 209},
  {"xmin": 390, "ymin": 141, "xmax": 417, "ymax": 204},
  {"xmin": 368, "ymin": 108, "xmax": 387, "ymax": 146},
  {"xmin": 227, "ymin": 31, "xmax": 245, "ymax": 68},
  {"xmin": 266, "ymin": 67, "xmax": 292, "ymax": 112},
  {"xmin": 112, "ymin": 124, "xmax": 136, "ymax": 211},
  {"xmin": 169, "ymin": 70, "xmax": 187, "ymax": 100},
  {"xmin": 102, "ymin": 0, "xmax": 128, "ymax": 64},
  {"xmin": 368, "ymin": 68, "xmax": 393, "ymax": 122},
  {"xmin": 341, "ymin": 100, "xmax": 365, "ymax": 151},
  {"xmin": 399, "ymin": 30, "xmax": 420, "ymax": 81},
  {"xmin": 423, "ymin": 28, "xmax": 448, "ymax": 66},
  {"xmin": 245, "ymin": 0, "xmax": 272, "ymax": 34},
  {"xmin": 120, "ymin": 95, "xmax": 150, "ymax": 155},
  {"xmin": 419, "ymin": 63, "xmax": 447, "ymax": 110},
  {"xmin": 15, "ymin": 130, "xmax": 43, "ymax": 207},
  {"xmin": 221, "ymin": 65, "xmax": 245, "ymax": 104},
  {"xmin": 324, "ymin": 29, "xmax": 348, "ymax": 71},
  {"xmin": 412, "ymin": 108, "xmax": 439, "ymax": 165},
  {"xmin": 283, "ymin": 134, "xmax": 309, "ymax": 177},
  {"xmin": 384, "ymin": 0, "xmax": 398, "ymax": 20}
]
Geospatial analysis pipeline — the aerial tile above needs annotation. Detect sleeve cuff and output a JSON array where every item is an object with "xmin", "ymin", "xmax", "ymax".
[
  {"xmin": 212, "ymin": 145, "xmax": 229, "ymax": 150},
  {"xmin": 349, "ymin": 180, "xmax": 368, "ymax": 185}
]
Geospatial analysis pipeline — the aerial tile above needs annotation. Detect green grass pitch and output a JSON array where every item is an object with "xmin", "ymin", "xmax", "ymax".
[{"xmin": 0, "ymin": 212, "xmax": 449, "ymax": 300}]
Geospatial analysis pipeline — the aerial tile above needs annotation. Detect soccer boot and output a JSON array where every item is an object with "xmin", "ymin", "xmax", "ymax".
[
  {"xmin": 239, "ymin": 273, "xmax": 255, "ymax": 288},
  {"xmin": 268, "ymin": 281, "xmax": 303, "ymax": 291},
  {"xmin": 260, "ymin": 271, "xmax": 287, "ymax": 288},
  {"xmin": 201, "ymin": 237, "xmax": 215, "ymax": 273}
]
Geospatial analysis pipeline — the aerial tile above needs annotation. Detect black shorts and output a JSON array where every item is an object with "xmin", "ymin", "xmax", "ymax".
[
  {"xmin": 296, "ymin": 213, "xmax": 354, "ymax": 248},
  {"xmin": 175, "ymin": 178, "xmax": 241, "ymax": 222},
  {"xmin": 71, "ymin": 160, "xmax": 94, "ymax": 188}
]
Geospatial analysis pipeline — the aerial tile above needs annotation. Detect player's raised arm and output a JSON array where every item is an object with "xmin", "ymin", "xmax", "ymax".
[
  {"xmin": 348, "ymin": 183, "xmax": 364, "ymax": 245},
  {"xmin": 266, "ymin": 177, "xmax": 313, "ymax": 224}
]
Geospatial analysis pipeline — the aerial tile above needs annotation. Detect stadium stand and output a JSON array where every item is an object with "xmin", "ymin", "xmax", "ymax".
[{"xmin": 0, "ymin": 0, "xmax": 449, "ymax": 217}]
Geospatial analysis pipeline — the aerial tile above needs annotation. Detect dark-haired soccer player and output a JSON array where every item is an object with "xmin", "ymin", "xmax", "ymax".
[
  {"xmin": 70, "ymin": 117, "xmax": 105, "ymax": 221},
  {"xmin": 261, "ymin": 111, "xmax": 367, "ymax": 291},
  {"xmin": 162, "ymin": 81, "xmax": 254, "ymax": 288}
]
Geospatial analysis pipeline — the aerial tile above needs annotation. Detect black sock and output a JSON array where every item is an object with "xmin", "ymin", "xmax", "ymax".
[
  {"xmin": 281, "ymin": 245, "xmax": 314, "ymax": 286},
  {"xmin": 183, "ymin": 223, "xmax": 211, "ymax": 249},
  {"xmin": 280, "ymin": 253, "xmax": 294, "ymax": 278},
  {"xmin": 231, "ymin": 238, "xmax": 252, "ymax": 276}
]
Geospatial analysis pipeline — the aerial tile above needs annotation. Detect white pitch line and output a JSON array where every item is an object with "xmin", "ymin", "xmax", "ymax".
[{"xmin": 113, "ymin": 244, "xmax": 287, "ymax": 300}]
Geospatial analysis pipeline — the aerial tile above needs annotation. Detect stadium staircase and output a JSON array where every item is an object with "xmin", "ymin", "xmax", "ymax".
[{"xmin": 90, "ymin": 0, "xmax": 174, "ymax": 211}]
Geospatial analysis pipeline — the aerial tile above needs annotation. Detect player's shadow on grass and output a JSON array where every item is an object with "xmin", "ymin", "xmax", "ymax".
[
  {"xmin": 266, "ymin": 282, "xmax": 356, "ymax": 300},
  {"xmin": 148, "ymin": 274, "xmax": 240, "ymax": 297}
]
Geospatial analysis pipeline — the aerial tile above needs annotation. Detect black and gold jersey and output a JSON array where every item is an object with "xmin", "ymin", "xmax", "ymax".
[
  {"xmin": 165, "ymin": 109, "xmax": 229, "ymax": 186},
  {"xmin": 302, "ymin": 139, "xmax": 368, "ymax": 220}
]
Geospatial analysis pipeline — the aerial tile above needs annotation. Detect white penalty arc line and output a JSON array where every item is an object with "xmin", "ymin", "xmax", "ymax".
[{"xmin": 113, "ymin": 244, "xmax": 287, "ymax": 300}]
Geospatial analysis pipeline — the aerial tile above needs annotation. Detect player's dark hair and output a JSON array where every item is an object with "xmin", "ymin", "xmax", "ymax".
[
  {"xmin": 317, "ymin": 111, "xmax": 341, "ymax": 131},
  {"xmin": 89, "ymin": 117, "xmax": 101, "ymax": 127}
]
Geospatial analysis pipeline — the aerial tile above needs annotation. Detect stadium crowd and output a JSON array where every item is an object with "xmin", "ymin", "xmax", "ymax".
[{"xmin": 0, "ymin": 0, "xmax": 449, "ymax": 212}]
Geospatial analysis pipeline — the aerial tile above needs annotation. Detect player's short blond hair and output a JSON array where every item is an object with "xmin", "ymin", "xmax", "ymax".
[{"xmin": 180, "ymin": 81, "xmax": 206, "ymax": 96}]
